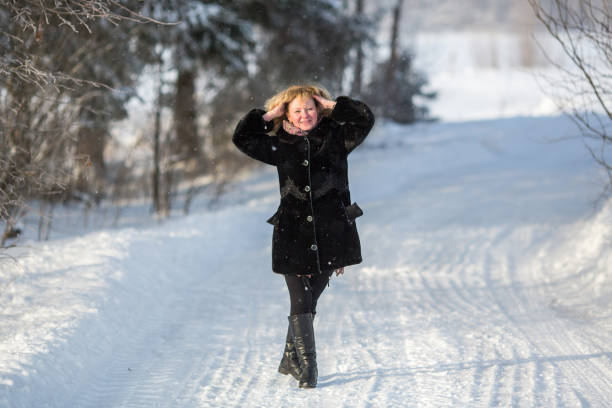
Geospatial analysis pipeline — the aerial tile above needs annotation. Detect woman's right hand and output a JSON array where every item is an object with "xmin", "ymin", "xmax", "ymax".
[{"xmin": 263, "ymin": 104, "xmax": 285, "ymax": 122}]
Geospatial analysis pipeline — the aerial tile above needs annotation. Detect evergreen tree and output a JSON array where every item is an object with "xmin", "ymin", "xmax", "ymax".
[
  {"xmin": 141, "ymin": 0, "xmax": 254, "ymax": 172},
  {"xmin": 247, "ymin": 0, "xmax": 368, "ymax": 94},
  {"xmin": 362, "ymin": 1, "xmax": 435, "ymax": 124},
  {"xmin": 364, "ymin": 50, "xmax": 436, "ymax": 124}
]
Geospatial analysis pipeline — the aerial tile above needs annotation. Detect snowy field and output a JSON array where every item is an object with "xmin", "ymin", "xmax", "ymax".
[
  {"xmin": 1, "ymin": 112, "xmax": 611, "ymax": 407},
  {"xmin": 409, "ymin": 31, "xmax": 574, "ymax": 122}
]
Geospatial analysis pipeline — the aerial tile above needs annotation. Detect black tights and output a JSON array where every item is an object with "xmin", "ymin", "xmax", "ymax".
[{"xmin": 285, "ymin": 270, "xmax": 334, "ymax": 316}]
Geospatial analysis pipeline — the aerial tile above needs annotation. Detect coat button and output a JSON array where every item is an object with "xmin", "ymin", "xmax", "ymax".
[
  {"xmin": 310, "ymin": 244, "xmax": 318, "ymax": 251},
  {"xmin": 302, "ymin": 159, "xmax": 309, "ymax": 166},
  {"xmin": 304, "ymin": 185, "xmax": 311, "ymax": 192},
  {"xmin": 306, "ymin": 215, "xmax": 313, "ymax": 222}
]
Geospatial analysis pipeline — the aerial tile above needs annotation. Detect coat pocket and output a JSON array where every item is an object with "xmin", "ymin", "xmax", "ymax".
[
  {"xmin": 266, "ymin": 209, "xmax": 280, "ymax": 226},
  {"xmin": 342, "ymin": 202, "xmax": 363, "ymax": 224}
]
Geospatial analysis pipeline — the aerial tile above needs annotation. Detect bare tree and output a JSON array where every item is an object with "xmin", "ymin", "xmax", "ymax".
[
  {"xmin": 0, "ymin": 85, "xmax": 81, "ymax": 246},
  {"xmin": 351, "ymin": 0, "xmax": 365, "ymax": 97},
  {"xmin": 1, "ymin": 1, "xmax": 164, "ymax": 89},
  {"xmin": 528, "ymin": 0, "xmax": 611, "ymax": 192},
  {"xmin": 385, "ymin": 0, "xmax": 405, "ymax": 118},
  {"xmin": 0, "ymin": 1, "xmax": 163, "ymax": 246}
]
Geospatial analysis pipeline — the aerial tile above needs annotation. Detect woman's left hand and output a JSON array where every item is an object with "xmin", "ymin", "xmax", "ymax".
[
  {"xmin": 335, "ymin": 267, "xmax": 344, "ymax": 276},
  {"xmin": 313, "ymin": 94, "xmax": 336, "ymax": 111}
]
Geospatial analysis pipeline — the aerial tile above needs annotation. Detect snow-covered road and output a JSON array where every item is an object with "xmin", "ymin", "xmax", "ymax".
[{"xmin": 1, "ymin": 116, "xmax": 611, "ymax": 407}]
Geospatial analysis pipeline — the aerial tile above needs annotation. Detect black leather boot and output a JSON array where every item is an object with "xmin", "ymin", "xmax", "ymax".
[
  {"xmin": 278, "ymin": 322, "xmax": 301, "ymax": 380},
  {"xmin": 289, "ymin": 313, "xmax": 317, "ymax": 388}
]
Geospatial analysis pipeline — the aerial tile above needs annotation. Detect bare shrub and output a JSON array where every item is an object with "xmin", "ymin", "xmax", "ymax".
[{"xmin": 529, "ymin": 0, "xmax": 612, "ymax": 193}]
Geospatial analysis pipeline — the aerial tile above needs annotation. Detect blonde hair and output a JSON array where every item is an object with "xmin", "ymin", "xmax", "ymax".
[{"xmin": 264, "ymin": 84, "xmax": 333, "ymax": 132}]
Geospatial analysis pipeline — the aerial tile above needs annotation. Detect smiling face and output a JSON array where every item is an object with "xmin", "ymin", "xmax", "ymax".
[{"xmin": 287, "ymin": 96, "xmax": 318, "ymax": 132}]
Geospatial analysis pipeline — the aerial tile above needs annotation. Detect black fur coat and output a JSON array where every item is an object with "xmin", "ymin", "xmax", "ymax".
[{"xmin": 232, "ymin": 96, "xmax": 375, "ymax": 275}]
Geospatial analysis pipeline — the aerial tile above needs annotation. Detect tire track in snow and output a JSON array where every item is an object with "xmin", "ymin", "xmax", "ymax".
[
  {"xmin": 417, "ymin": 271, "xmax": 453, "ymax": 316},
  {"xmin": 224, "ymin": 307, "xmax": 277, "ymax": 407},
  {"xmin": 439, "ymin": 229, "xmax": 528, "ymax": 407},
  {"xmin": 57, "ymin": 227, "xmax": 244, "ymax": 407},
  {"xmin": 469, "ymin": 345, "xmax": 488, "ymax": 405},
  {"xmin": 346, "ymin": 308, "xmax": 383, "ymax": 408},
  {"xmin": 507, "ymin": 248, "xmax": 612, "ymax": 407},
  {"xmin": 481, "ymin": 241, "xmax": 612, "ymax": 408},
  {"xmin": 51, "ymin": 246, "xmax": 184, "ymax": 406},
  {"xmin": 425, "ymin": 228, "xmax": 519, "ymax": 407},
  {"xmin": 457, "ymin": 236, "xmax": 515, "ymax": 406},
  {"xmin": 489, "ymin": 350, "xmax": 506, "ymax": 407},
  {"xmin": 510, "ymin": 346, "xmax": 527, "ymax": 408}
]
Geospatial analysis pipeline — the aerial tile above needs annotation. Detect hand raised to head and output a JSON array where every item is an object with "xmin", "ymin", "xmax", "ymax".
[
  {"xmin": 312, "ymin": 94, "xmax": 336, "ymax": 111},
  {"xmin": 262, "ymin": 104, "xmax": 285, "ymax": 122}
]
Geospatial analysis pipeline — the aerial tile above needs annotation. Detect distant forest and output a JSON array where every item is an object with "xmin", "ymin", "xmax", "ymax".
[
  {"xmin": 0, "ymin": 0, "xmax": 435, "ymax": 243},
  {"xmin": 387, "ymin": 0, "xmax": 547, "ymax": 32}
]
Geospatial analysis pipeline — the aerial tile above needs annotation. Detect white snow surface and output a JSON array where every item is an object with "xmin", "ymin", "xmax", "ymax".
[
  {"xmin": 2, "ymin": 115, "xmax": 612, "ymax": 407},
  {"xmin": 408, "ymin": 31, "xmax": 584, "ymax": 122}
]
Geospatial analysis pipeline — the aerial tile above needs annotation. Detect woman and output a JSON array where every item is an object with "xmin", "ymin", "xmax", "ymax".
[{"xmin": 232, "ymin": 84, "xmax": 374, "ymax": 388}]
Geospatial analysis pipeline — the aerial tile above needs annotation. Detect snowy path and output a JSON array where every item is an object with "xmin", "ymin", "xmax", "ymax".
[{"xmin": 1, "ymin": 116, "xmax": 611, "ymax": 407}]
